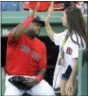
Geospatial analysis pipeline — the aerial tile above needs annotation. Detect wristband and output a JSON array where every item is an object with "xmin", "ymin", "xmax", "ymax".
[
  {"xmin": 36, "ymin": 74, "xmax": 43, "ymax": 83},
  {"xmin": 22, "ymin": 16, "xmax": 34, "ymax": 28}
]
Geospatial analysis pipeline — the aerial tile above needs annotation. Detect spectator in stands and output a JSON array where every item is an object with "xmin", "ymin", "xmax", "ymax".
[
  {"xmin": 76, "ymin": 1, "xmax": 88, "ymax": 15},
  {"xmin": 1, "ymin": 1, "xmax": 23, "ymax": 11}
]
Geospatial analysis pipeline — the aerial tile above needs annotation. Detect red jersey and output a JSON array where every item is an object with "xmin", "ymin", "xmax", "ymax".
[{"xmin": 5, "ymin": 33, "xmax": 47, "ymax": 76}]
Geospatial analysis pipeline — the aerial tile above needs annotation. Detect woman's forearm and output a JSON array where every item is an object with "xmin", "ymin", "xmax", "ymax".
[
  {"xmin": 69, "ymin": 59, "xmax": 78, "ymax": 81},
  {"xmin": 45, "ymin": 20, "xmax": 55, "ymax": 41},
  {"xmin": 45, "ymin": 2, "xmax": 55, "ymax": 42}
]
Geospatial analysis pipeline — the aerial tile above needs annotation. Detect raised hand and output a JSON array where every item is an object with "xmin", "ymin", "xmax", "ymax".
[
  {"xmin": 32, "ymin": 2, "xmax": 40, "ymax": 18},
  {"xmin": 45, "ymin": 2, "xmax": 54, "ymax": 22}
]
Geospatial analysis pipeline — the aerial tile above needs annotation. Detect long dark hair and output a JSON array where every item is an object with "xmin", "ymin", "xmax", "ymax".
[{"xmin": 65, "ymin": 6, "xmax": 87, "ymax": 47}]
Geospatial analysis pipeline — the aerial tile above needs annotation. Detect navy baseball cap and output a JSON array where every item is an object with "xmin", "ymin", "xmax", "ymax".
[{"xmin": 32, "ymin": 16, "xmax": 45, "ymax": 27}]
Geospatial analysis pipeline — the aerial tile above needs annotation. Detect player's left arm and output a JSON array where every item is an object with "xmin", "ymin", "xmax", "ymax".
[
  {"xmin": 36, "ymin": 69, "xmax": 46, "ymax": 83},
  {"xmin": 35, "ymin": 45, "xmax": 47, "ymax": 83},
  {"xmin": 23, "ymin": 69, "xmax": 46, "ymax": 88}
]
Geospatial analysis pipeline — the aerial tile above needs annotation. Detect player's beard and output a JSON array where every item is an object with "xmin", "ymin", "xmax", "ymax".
[
  {"xmin": 26, "ymin": 30, "xmax": 40, "ymax": 39},
  {"xmin": 35, "ymin": 31, "xmax": 40, "ymax": 37}
]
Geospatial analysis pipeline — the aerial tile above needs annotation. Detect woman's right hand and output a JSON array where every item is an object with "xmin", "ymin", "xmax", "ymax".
[{"xmin": 45, "ymin": 2, "xmax": 54, "ymax": 22}]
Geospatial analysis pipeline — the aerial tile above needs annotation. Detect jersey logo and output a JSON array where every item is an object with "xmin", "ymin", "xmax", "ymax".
[
  {"xmin": 20, "ymin": 44, "xmax": 41, "ymax": 61},
  {"xmin": 20, "ymin": 44, "xmax": 30, "ymax": 54},
  {"xmin": 66, "ymin": 47, "xmax": 72, "ymax": 55},
  {"xmin": 31, "ymin": 51, "xmax": 41, "ymax": 61}
]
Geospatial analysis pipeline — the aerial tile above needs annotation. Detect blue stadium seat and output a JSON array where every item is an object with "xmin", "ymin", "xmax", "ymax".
[{"xmin": 1, "ymin": 1, "xmax": 23, "ymax": 11}]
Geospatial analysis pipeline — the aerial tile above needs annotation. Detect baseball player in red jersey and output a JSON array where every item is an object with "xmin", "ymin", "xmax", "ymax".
[{"xmin": 4, "ymin": 2, "xmax": 55, "ymax": 96}]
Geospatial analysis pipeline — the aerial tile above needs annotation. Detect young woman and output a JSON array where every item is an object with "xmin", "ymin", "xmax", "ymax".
[{"xmin": 45, "ymin": 2, "xmax": 87, "ymax": 96}]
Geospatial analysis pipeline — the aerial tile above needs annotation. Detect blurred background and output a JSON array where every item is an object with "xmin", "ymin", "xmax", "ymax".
[{"xmin": 1, "ymin": 1, "xmax": 88, "ymax": 96}]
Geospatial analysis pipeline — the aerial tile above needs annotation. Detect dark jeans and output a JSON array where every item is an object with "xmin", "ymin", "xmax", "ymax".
[{"xmin": 62, "ymin": 65, "xmax": 72, "ymax": 80}]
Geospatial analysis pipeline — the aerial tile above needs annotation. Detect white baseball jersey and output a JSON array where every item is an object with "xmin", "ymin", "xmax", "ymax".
[{"xmin": 53, "ymin": 29, "xmax": 86, "ymax": 89}]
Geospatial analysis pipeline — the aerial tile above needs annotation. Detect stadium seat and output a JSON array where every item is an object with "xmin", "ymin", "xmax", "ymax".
[
  {"xmin": 54, "ymin": 2, "xmax": 64, "ymax": 11},
  {"xmin": 1, "ymin": 1, "xmax": 23, "ymax": 11}
]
